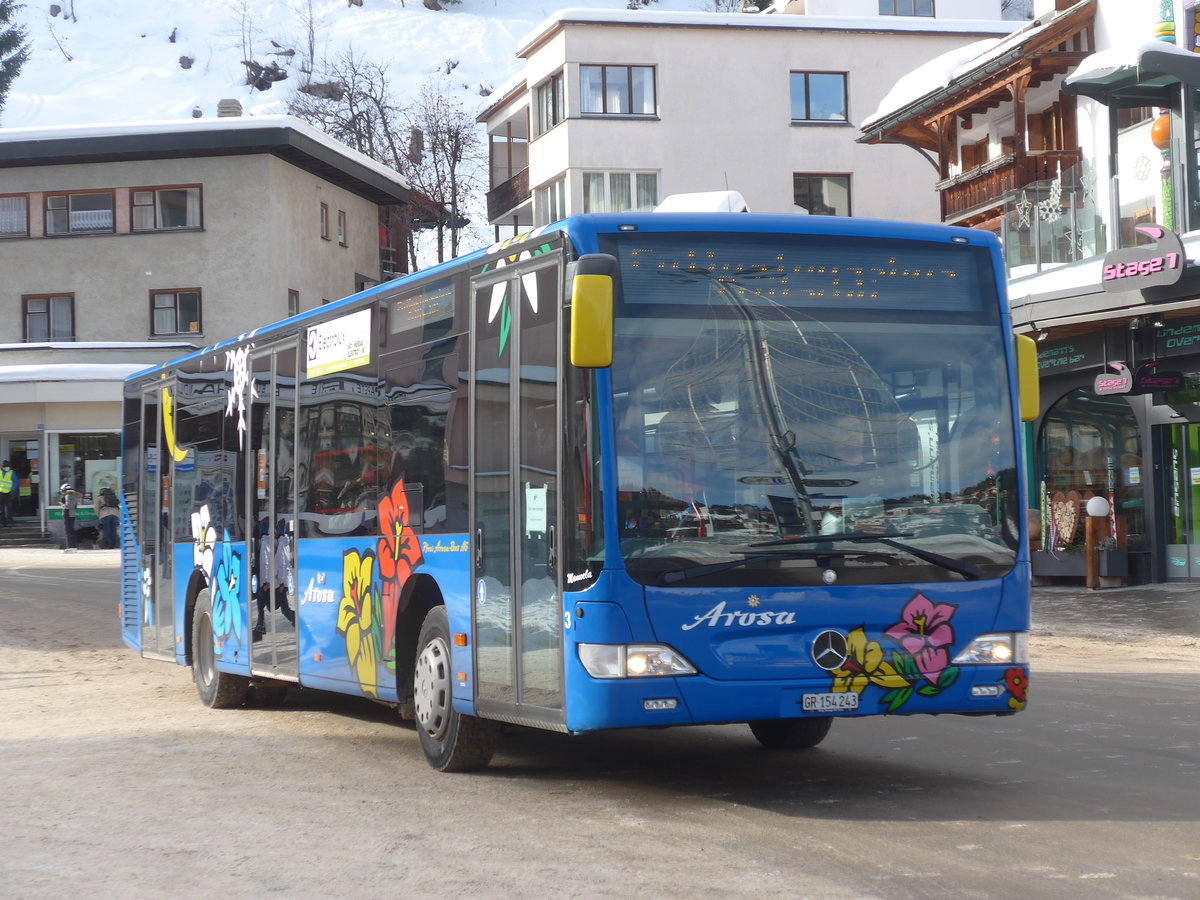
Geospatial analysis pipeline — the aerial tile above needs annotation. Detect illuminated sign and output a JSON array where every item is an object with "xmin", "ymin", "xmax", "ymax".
[
  {"xmin": 1093, "ymin": 362, "xmax": 1132, "ymax": 395},
  {"xmin": 1133, "ymin": 361, "xmax": 1185, "ymax": 394},
  {"xmin": 390, "ymin": 278, "xmax": 454, "ymax": 334},
  {"xmin": 1101, "ymin": 224, "xmax": 1186, "ymax": 293}
]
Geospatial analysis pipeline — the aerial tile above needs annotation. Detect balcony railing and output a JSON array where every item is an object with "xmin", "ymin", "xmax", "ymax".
[
  {"xmin": 486, "ymin": 168, "xmax": 530, "ymax": 222},
  {"xmin": 1001, "ymin": 158, "xmax": 1104, "ymax": 280},
  {"xmin": 939, "ymin": 151, "xmax": 1082, "ymax": 222}
]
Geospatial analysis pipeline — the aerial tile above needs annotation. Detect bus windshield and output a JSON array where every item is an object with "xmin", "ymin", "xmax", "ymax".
[{"xmin": 602, "ymin": 231, "xmax": 1019, "ymax": 586}]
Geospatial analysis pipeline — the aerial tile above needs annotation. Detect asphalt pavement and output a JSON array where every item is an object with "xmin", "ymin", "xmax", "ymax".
[{"xmin": 2, "ymin": 547, "xmax": 1197, "ymax": 639}]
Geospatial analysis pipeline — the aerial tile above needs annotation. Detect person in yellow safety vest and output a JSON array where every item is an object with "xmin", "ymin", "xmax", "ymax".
[{"xmin": 0, "ymin": 461, "xmax": 15, "ymax": 527}]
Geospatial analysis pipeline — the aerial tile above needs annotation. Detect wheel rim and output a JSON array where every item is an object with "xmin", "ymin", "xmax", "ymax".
[
  {"xmin": 196, "ymin": 612, "xmax": 215, "ymax": 688},
  {"xmin": 414, "ymin": 635, "xmax": 452, "ymax": 741}
]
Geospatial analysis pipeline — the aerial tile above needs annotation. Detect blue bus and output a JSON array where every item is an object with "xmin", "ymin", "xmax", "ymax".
[{"xmin": 120, "ymin": 212, "xmax": 1039, "ymax": 770}]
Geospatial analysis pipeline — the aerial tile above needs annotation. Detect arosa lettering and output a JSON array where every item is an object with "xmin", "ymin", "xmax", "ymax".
[{"xmin": 1101, "ymin": 224, "xmax": 1186, "ymax": 293}]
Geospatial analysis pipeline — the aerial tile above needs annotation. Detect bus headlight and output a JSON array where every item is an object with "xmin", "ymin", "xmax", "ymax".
[
  {"xmin": 578, "ymin": 643, "xmax": 698, "ymax": 679},
  {"xmin": 951, "ymin": 632, "xmax": 1028, "ymax": 665}
]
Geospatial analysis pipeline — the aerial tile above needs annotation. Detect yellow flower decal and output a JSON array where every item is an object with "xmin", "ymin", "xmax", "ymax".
[
  {"xmin": 830, "ymin": 627, "xmax": 909, "ymax": 694},
  {"xmin": 337, "ymin": 550, "xmax": 379, "ymax": 698}
]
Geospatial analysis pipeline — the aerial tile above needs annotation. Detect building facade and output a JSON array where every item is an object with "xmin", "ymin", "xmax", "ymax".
[
  {"xmin": 861, "ymin": 0, "xmax": 1200, "ymax": 584},
  {"xmin": 479, "ymin": 2, "xmax": 1020, "ymax": 237},
  {"xmin": 0, "ymin": 115, "xmax": 409, "ymax": 536}
]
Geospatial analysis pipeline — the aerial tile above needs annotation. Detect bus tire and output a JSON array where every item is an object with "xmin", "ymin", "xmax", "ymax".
[
  {"xmin": 192, "ymin": 589, "xmax": 250, "ymax": 709},
  {"xmin": 247, "ymin": 680, "xmax": 290, "ymax": 708},
  {"xmin": 413, "ymin": 606, "xmax": 498, "ymax": 772},
  {"xmin": 749, "ymin": 717, "xmax": 832, "ymax": 750}
]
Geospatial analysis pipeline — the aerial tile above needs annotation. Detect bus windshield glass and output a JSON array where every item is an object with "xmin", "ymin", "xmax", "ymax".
[{"xmin": 601, "ymin": 230, "xmax": 1019, "ymax": 586}]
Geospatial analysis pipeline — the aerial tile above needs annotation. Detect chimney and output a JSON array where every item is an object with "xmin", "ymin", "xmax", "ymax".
[{"xmin": 217, "ymin": 98, "xmax": 243, "ymax": 118}]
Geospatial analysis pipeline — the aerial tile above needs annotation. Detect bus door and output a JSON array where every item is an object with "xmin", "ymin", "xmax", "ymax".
[
  {"xmin": 247, "ymin": 345, "xmax": 299, "ymax": 677},
  {"xmin": 140, "ymin": 382, "xmax": 175, "ymax": 660},
  {"xmin": 470, "ymin": 256, "xmax": 565, "ymax": 727}
]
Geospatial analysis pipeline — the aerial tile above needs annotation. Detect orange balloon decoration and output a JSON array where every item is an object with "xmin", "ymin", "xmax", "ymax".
[{"xmin": 1151, "ymin": 113, "xmax": 1171, "ymax": 150}]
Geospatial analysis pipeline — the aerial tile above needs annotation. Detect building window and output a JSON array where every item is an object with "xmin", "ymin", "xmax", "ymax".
[
  {"xmin": 23, "ymin": 294, "xmax": 75, "ymax": 342},
  {"xmin": 320, "ymin": 202, "xmax": 330, "ymax": 240},
  {"xmin": 790, "ymin": 72, "xmax": 848, "ymax": 122},
  {"xmin": 879, "ymin": 0, "xmax": 933, "ymax": 15},
  {"xmin": 288, "ymin": 289, "xmax": 299, "ymax": 317},
  {"xmin": 151, "ymin": 289, "xmax": 202, "ymax": 336},
  {"xmin": 536, "ymin": 177, "xmax": 566, "ymax": 225},
  {"xmin": 131, "ymin": 186, "xmax": 201, "ymax": 231},
  {"xmin": 793, "ymin": 174, "xmax": 851, "ymax": 216},
  {"xmin": 45, "ymin": 192, "xmax": 114, "ymax": 235},
  {"xmin": 0, "ymin": 195, "xmax": 29, "ymax": 237},
  {"xmin": 583, "ymin": 171, "xmax": 659, "ymax": 213},
  {"xmin": 580, "ymin": 65, "xmax": 655, "ymax": 116},
  {"xmin": 337, "ymin": 210, "xmax": 347, "ymax": 246},
  {"xmin": 536, "ymin": 72, "xmax": 565, "ymax": 135}
]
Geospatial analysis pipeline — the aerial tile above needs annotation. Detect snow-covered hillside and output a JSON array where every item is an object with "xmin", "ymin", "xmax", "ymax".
[{"xmin": 6, "ymin": 0, "xmax": 705, "ymax": 128}]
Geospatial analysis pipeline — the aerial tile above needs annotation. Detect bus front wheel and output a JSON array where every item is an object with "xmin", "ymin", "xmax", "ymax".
[
  {"xmin": 192, "ymin": 589, "xmax": 250, "ymax": 709},
  {"xmin": 749, "ymin": 717, "xmax": 832, "ymax": 750},
  {"xmin": 413, "ymin": 606, "xmax": 498, "ymax": 772}
]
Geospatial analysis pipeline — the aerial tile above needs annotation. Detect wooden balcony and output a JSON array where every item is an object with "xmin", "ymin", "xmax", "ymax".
[
  {"xmin": 939, "ymin": 150, "xmax": 1082, "ymax": 223},
  {"xmin": 486, "ymin": 168, "xmax": 530, "ymax": 222}
]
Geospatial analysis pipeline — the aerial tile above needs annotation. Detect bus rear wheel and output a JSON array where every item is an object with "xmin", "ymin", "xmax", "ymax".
[
  {"xmin": 192, "ymin": 589, "xmax": 250, "ymax": 709},
  {"xmin": 413, "ymin": 606, "xmax": 498, "ymax": 772},
  {"xmin": 749, "ymin": 717, "xmax": 832, "ymax": 750}
]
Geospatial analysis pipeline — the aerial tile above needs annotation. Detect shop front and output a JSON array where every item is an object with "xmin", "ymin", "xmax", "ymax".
[{"xmin": 1031, "ymin": 314, "xmax": 1200, "ymax": 583}]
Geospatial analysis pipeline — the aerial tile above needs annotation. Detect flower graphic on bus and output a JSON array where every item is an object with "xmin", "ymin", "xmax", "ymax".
[
  {"xmin": 141, "ymin": 566, "xmax": 153, "ymax": 625},
  {"xmin": 191, "ymin": 504, "xmax": 217, "ymax": 579},
  {"xmin": 376, "ymin": 479, "xmax": 424, "ymax": 674},
  {"xmin": 830, "ymin": 627, "xmax": 909, "ymax": 696},
  {"xmin": 337, "ymin": 549, "xmax": 381, "ymax": 697},
  {"xmin": 824, "ymin": 592, "xmax": 961, "ymax": 713},
  {"xmin": 209, "ymin": 531, "xmax": 245, "ymax": 645},
  {"xmin": 884, "ymin": 593, "xmax": 958, "ymax": 686},
  {"xmin": 1004, "ymin": 667, "xmax": 1029, "ymax": 711}
]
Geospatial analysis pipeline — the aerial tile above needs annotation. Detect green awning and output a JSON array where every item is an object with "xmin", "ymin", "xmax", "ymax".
[{"xmin": 1064, "ymin": 41, "xmax": 1200, "ymax": 104}]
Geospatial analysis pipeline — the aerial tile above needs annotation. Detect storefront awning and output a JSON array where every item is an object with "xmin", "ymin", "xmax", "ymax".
[{"xmin": 1064, "ymin": 41, "xmax": 1200, "ymax": 105}]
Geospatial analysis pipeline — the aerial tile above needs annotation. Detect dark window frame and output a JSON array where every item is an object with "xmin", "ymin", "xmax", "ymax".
[
  {"xmin": 789, "ymin": 71, "xmax": 849, "ymax": 123},
  {"xmin": 131, "ymin": 184, "xmax": 203, "ymax": 232},
  {"xmin": 22, "ymin": 293, "xmax": 76, "ymax": 342},
  {"xmin": 149, "ymin": 288, "xmax": 202, "ymax": 337},
  {"xmin": 45, "ymin": 190, "xmax": 115, "ymax": 236},
  {"xmin": 793, "ymin": 173, "xmax": 852, "ymax": 217},
  {"xmin": 0, "ymin": 193, "xmax": 30, "ymax": 238},
  {"xmin": 580, "ymin": 64, "xmax": 657, "ymax": 116}
]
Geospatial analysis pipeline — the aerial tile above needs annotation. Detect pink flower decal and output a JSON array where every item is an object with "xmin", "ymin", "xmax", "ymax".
[{"xmin": 884, "ymin": 592, "xmax": 958, "ymax": 685}]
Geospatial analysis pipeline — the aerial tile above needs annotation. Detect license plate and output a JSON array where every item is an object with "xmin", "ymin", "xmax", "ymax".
[{"xmin": 801, "ymin": 691, "xmax": 859, "ymax": 713}]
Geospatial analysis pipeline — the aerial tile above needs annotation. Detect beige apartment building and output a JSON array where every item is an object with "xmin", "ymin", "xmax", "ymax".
[
  {"xmin": 479, "ymin": 1, "xmax": 1020, "ymax": 236},
  {"xmin": 0, "ymin": 114, "xmax": 409, "ymax": 534}
]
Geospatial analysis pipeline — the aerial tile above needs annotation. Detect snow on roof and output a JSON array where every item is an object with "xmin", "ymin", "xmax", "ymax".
[
  {"xmin": 517, "ymin": 9, "xmax": 1015, "ymax": 57},
  {"xmin": 0, "ymin": 115, "xmax": 408, "ymax": 191},
  {"xmin": 862, "ymin": 38, "xmax": 1002, "ymax": 129},
  {"xmin": 655, "ymin": 191, "xmax": 750, "ymax": 213},
  {"xmin": 1065, "ymin": 39, "xmax": 1200, "ymax": 86},
  {"xmin": 0, "ymin": 363, "xmax": 149, "ymax": 383}
]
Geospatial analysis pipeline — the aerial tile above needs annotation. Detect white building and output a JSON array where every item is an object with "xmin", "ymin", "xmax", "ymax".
[{"xmin": 479, "ymin": 2, "xmax": 1020, "ymax": 236}]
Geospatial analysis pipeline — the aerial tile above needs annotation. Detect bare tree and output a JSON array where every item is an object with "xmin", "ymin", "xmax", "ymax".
[{"xmin": 402, "ymin": 76, "xmax": 484, "ymax": 265}]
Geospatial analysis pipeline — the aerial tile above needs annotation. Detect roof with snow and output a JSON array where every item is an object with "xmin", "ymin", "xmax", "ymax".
[
  {"xmin": 516, "ymin": 8, "xmax": 1016, "ymax": 58},
  {"xmin": 1064, "ymin": 40, "xmax": 1200, "ymax": 103},
  {"xmin": 0, "ymin": 115, "xmax": 410, "ymax": 206}
]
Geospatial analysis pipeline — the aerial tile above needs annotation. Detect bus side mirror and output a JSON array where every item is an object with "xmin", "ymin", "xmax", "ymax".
[
  {"xmin": 1015, "ymin": 334, "xmax": 1040, "ymax": 422},
  {"xmin": 570, "ymin": 254, "xmax": 616, "ymax": 368}
]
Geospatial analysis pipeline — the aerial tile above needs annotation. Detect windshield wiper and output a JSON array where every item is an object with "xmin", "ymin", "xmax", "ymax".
[{"xmin": 750, "ymin": 532, "xmax": 982, "ymax": 581}]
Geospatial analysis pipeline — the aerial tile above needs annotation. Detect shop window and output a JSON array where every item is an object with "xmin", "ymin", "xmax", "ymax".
[
  {"xmin": 1037, "ymin": 388, "xmax": 1144, "ymax": 550},
  {"xmin": 55, "ymin": 432, "xmax": 120, "ymax": 503}
]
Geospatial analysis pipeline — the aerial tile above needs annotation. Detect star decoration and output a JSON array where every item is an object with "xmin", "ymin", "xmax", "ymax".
[
  {"xmin": 747, "ymin": 595, "xmax": 761, "ymax": 608},
  {"xmin": 1015, "ymin": 191, "xmax": 1033, "ymax": 229}
]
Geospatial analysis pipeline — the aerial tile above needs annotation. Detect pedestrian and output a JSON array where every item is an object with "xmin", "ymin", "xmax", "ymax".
[
  {"xmin": 0, "ymin": 460, "xmax": 15, "ymax": 527},
  {"xmin": 95, "ymin": 484, "xmax": 120, "ymax": 549},
  {"xmin": 60, "ymin": 482, "xmax": 82, "ymax": 552}
]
